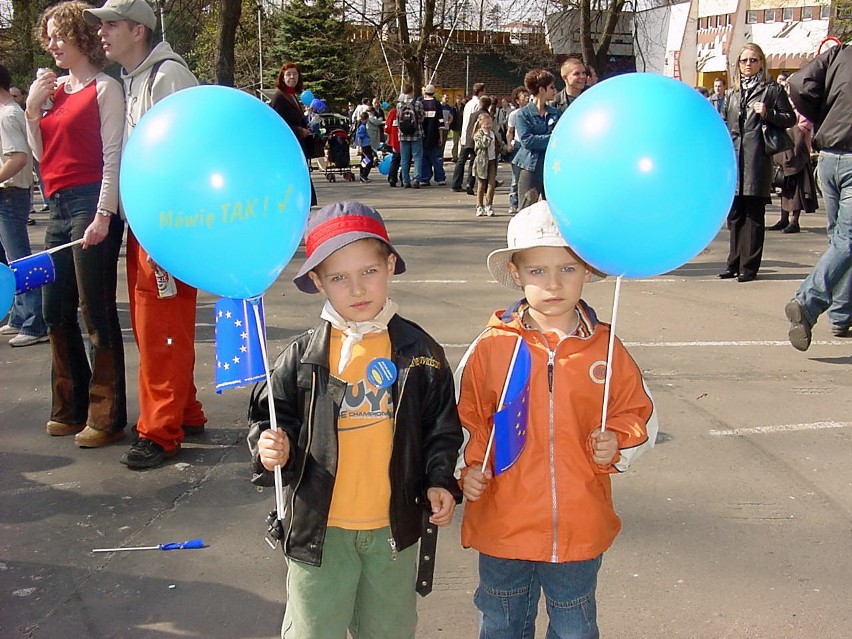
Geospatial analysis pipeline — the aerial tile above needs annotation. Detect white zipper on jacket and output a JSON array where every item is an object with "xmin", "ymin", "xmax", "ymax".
[
  {"xmin": 286, "ymin": 369, "xmax": 317, "ymax": 548},
  {"xmin": 547, "ymin": 346, "xmax": 559, "ymax": 563}
]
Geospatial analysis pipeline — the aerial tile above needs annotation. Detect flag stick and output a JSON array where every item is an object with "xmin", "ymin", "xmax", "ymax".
[
  {"xmin": 481, "ymin": 337, "xmax": 523, "ymax": 473},
  {"xmin": 250, "ymin": 298, "xmax": 286, "ymax": 520},
  {"xmin": 45, "ymin": 238, "xmax": 84, "ymax": 255},
  {"xmin": 600, "ymin": 276, "xmax": 623, "ymax": 432}
]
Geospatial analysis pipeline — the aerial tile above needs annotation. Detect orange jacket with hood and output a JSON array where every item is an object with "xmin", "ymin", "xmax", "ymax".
[{"xmin": 456, "ymin": 299, "xmax": 657, "ymax": 563}]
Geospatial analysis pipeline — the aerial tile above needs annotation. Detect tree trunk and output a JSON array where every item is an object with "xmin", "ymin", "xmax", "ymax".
[{"xmin": 215, "ymin": 0, "xmax": 242, "ymax": 86}]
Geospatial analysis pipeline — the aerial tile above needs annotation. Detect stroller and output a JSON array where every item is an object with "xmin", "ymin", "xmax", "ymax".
[{"xmin": 314, "ymin": 129, "xmax": 355, "ymax": 182}]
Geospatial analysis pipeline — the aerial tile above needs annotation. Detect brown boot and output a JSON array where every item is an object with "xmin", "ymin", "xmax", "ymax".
[
  {"xmin": 74, "ymin": 426, "xmax": 125, "ymax": 448},
  {"xmin": 46, "ymin": 421, "xmax": 85, "ymax": 436}
]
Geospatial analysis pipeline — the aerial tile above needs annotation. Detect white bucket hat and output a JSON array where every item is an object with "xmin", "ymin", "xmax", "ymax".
[{"xmin": 487, "ymin": 200, "xmax": 605, "ymax": 290}]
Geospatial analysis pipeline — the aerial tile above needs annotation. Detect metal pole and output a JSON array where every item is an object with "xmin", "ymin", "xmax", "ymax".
[
  {"xmin": 465, "ymin": 54, "xmax": 469, "ymax": 95},
  {"xmin": 158, "ymin": 0, "xmax": 166, "ymax": 42},
  {"xmin": 257, "ymin": 1, "xmax": 263, "ymax": 91}
]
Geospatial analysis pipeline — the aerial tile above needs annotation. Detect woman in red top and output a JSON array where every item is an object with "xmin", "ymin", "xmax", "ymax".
[
  {"xmin": 269, "ymin": 62, "xmax": 317, "ymax": 206},
  {"xmin": 25, "ymin": 1, "xmax": 126, "ymax": 447}
]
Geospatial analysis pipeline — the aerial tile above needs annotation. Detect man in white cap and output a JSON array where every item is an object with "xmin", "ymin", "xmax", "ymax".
[
  {"xmin": 419, "ymin": 84, "xmax": 445, "ymax": 186},
  {"xmin": 84, "ymin": 0, "xmax": 207, "ymax": 470}
]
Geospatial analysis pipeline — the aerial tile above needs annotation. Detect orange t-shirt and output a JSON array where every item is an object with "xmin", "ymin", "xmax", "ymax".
[{"xmin": 327, "ymin": 329, "xmax": 394, "ymax": 530}]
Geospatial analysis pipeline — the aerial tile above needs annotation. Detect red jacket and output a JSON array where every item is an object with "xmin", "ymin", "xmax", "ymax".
[
  {"xmin": 386, "ymin": 107, "xmax": 400, "ymax": 152},
  {"xmin": 456, "ymin": 300, "xmax": 657, "ymax": 563}
]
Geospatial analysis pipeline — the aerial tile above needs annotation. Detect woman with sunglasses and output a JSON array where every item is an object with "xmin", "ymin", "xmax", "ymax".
[
  {"xmin": 719, "ymin": 43, "xmax": 795, "ymax": 282},
  {"xmin": 25, "ymin": 1, "xmax": 127, "ymax": 447}
]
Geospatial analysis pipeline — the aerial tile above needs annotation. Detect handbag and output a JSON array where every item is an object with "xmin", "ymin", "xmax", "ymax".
[
  {"xmin": 761, "ymin": 84, "xmax": 794, "ymax": 156},
  {"xmin": 762, "ymin": 123, "xmax": 794, "ymax": 156}
]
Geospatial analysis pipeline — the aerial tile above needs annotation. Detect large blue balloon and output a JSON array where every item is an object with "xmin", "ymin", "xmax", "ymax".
[
  {"xmin": 543, "ymin": 73, "xmax": 736, "ymax": 278},
  {"xmin": 0, "ymin": 263, "xmax": 14, "ymax": 318},
  {"xmin": 120, "ymin": 86, "xmax": 311, "ymax": 298},
  {"xmin": 378, "ymin": 154, "xmax": 392, "ymax": 175},
  {"xmin": 300, "ymin": 90, "xmax": 315, "ymax": 106}
]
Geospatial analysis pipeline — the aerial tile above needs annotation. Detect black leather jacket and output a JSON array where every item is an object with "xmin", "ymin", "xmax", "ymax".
[
  {"xmin": 724, "ymin": 80, "xmax": 795, "ymax": 198},
  {"xmin": 247, "ymin": 315, "xmax": 463, "ymax": 566}
]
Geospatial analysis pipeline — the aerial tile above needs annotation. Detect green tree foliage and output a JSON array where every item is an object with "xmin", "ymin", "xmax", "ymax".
[{"xmin": 267, "ymin": 0, "xmax": 355, "ymax": 102}]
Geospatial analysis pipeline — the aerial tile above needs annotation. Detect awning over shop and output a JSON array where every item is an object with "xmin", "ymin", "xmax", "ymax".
[
  {"xmin": 697, "ymin": 52, "xmax": 728, "ymax": 72},
  {"xmin": 749, "ymin": 20, "xmax": 829, "ymax": 70}
]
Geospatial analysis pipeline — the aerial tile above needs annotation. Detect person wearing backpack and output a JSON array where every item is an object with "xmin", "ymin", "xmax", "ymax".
[{"xmin": 396, "ymin": 84, "xmax": 425, "ymax": 189}]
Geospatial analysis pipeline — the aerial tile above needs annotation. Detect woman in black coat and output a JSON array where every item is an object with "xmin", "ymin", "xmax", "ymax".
[
  {"xmin": 270, "ymin": 62, "xmax": 318, "ymax": 206},
  {"xmin": 720, "ymin": 43, "xmax": 795, "ymax": 282}
]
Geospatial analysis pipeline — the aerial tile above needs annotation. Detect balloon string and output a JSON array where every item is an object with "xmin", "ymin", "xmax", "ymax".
[
  {"xmin": 251, "ymin": 297, "xmax": 286, "ymax": 519},
  {"xmin": 600, "ymin": 276, "xmax": 623, "ymax": 432}
]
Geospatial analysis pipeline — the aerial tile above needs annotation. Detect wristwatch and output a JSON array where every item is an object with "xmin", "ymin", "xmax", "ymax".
[{"xmin": 97, "ymin": 209, "xmax": 114, "ymax": 218}]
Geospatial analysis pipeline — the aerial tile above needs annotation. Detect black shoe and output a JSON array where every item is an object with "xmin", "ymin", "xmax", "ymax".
[
  {"xmin": 418, "ymin": 181, "xmax": 431, "ymax": 187},
  {"xmin": 359, "ymin": 177, "xmax": 371, "ymax": 183},
  {"xmin": 451, "ymin": 187, "xmax": 463, "ymax": 192},
  {"xmin": 389, "ymin": 182, "xmax": 397, "ymax": 187},
  {"xmin": 403, "ymin": 183, "xmax": 412, "ymax": 189},
  {"xmin": 182, "ymin": 424, "xmax": 205, "ymax": 437},
  {"xmin": 494, "ymin": 179, "xmax": 504, "ymax": 188},
  {"xmin": 831, "ymin": 325, "xmax": 852, "ymax": 338},
  {"xmin": 465, "ymin": 187, "xmax": 475, "ymax": 196},
  {"xmin": 737, "ymin": 273, "xmax": 756, "ymax": 282},
  {"xmin": 782, "ymin": 222, "xmax": 800, "ymax": 234},
  {"xmin": 27, "ymin": 218, "xmax": 36, "ymax": 226},
  {"xmin": 767, "ymin": 221, "xmax": 788, "ymax": 231},
  {"xmin": 718, "ymin": 271, "xmax": 737, "ymax": 279},
  {"xmin": 120, "ymin": 438, "xmax": 178, "ymax": 469},
  {"xmin": 412, "ymin": 182, "xmax": 420, "ymax": 189}
]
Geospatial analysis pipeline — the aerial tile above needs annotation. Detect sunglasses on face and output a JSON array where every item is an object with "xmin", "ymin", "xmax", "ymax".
[{"xmin": 739, "ymin": 57, "xmax": 760, "ymax": 64}]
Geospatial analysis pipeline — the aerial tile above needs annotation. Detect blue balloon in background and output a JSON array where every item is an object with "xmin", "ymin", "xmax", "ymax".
[
  {"xmin": 300, "ymin": 90, "xmax": 315, "ymax": 106},
  {"xmin": 543, "ymin": 73, "xmax": 736, "ymax": 278},
  {"xmin": 310, "ymin": 98, "xmax": 327, "ymax": 113},
  {"xmin": 378, "ymin": 154, "xmax": 392, "ymax": 175},
  {"xmin": 0, "ymin": 263, "xmax": 14, "ymax": 318},
  {"xmin": 120, "ymin": 85, "xmax": 311, "ymax": 298},
  {"xmin": 381, "ymin": 101, "xmax": 389, "ymax": 110}
]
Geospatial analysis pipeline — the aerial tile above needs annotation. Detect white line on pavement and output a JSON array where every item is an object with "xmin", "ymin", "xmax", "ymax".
[
  {"xmin": 710, "ymin": 421, "xmax": 852, "ymax": 436},
  {"xmin": 441, "ymin": 339, "xmax": 848, "ymax": 349},
  {"xmin": 0, "ymin": 481, "xmax": 81, "ymax": 497}
]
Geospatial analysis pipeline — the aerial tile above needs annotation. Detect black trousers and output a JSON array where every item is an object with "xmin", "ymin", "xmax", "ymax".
[
  {"xmin": 451, "ymin": 147, "xmax": 475, "ymax": 191},
  {"xmin": 726, "ymin": 196, "xmax": 767, "ymax": 278}
]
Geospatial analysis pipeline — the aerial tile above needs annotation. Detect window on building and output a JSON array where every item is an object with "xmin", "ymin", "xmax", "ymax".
[
  {"xmin": 726, "ymin": 13, "xmax": 733, "ymax": 25},
  {"xmin": 782, "ymin": 6, "xmax": 793, "ymax": 20},
  {"xmin": 746, "ymin": 10, "xmax": 758, "ymax": 23},
  {"xmin": 820, "ymin": 4, "xmax": 830, "ymax": 19},
  {"xmin": 765, "ymin": 8, "xmax": 775, "ymax": 22},
  {"xmin": 802, "ymin": 6, "xmax": 814, "ymax": 20}
]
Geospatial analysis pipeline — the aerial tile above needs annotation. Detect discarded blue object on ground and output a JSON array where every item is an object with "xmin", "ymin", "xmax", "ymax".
[{"xmin": 92, "ymin": 538, "xmax": 206, "ymax": 552}]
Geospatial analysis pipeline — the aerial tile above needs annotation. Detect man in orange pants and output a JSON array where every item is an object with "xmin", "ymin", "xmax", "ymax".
[{"xmin": 85, "ymin": 0, "xmax": 206, "ymax": 468}]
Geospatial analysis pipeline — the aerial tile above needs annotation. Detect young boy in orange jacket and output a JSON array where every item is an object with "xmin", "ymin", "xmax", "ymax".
[{"xmin": 456, "ymin": 200, "xmax": 658, "ymax": 638}]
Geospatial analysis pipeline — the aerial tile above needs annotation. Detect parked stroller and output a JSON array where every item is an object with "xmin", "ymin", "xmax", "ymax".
[{"xmin": 315, "ymin": 129, "xmax": 355, "ymax": 182}]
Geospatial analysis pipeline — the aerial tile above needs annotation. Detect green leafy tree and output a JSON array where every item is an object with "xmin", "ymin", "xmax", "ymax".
[{"xmin": 267, "ymin": 0, "xmax": 355, "ymax": 102}]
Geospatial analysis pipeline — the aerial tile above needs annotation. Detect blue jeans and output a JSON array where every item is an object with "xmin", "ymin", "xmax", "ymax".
[
  {"xmin": 509, "ymin": 160, "xmax": 521, "ymax": 210},
  {"xmin": 795, "ymin": 151, "xmax": 852, "ymax": 329},
  {"xmin": 399, "ymin": 138, "xmax": 423, "ymax": 186},
  {"xmin": 0, "ymin": 187, "xmax": 46, "ymax": 336},
  {"xmin": 419, "ymin": 144, "xmax": 446, "ymax": 183},
  {"xmin": 475, "ymin": 553, "xmax": 601, "ymax": 639},
  {"xmin": 43, "ymin": 182, "xmax": 126, "ymax": 430}
]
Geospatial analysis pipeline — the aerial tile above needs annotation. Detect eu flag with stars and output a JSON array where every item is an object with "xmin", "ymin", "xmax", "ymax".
[
  {"xmin": 492, "ymin": 339, "xmax": 531, "ymax": 475},
  {"xmin": 10, "ymin": 252, "xmax": 55, "ymax": 294},
  {"xmin": 215, "ymin": 297, "xmax": 266, "ymax": 393}
]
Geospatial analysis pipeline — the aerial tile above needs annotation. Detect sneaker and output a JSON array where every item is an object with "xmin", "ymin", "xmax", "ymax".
[
  {"xmin": 46, "ymin": 420, "xmax": 86, "ymax": 436},
  {"xmin": 182, "ymin": 423, "xmax": 206, "ymax": 436},
  {"xmin": 507, "ymin": 206, "xmax": 518, "ymax": 216},
  {"xmin": 27, "ymin": 218, "xmax": 36, "ymax": 226},
  {"xmin": 403, "ymin": 183, "xmax": 411, "ymax": 189},
  {"xmin": 412, "ymin": 182, "xmax": 420, "ymax": 189},
  {"xmin": 0, "ymin": 324, "xmax": 20, "ymax": 335},
  {"xmin": 120, "ymin": 437, "xmax": 179, "ymax": 469},
  {"xmin": 451, "ymin": 187, "xmax": 463, "ymax": 192},
  {"xmin": 494, "ymin": 179, "xmax": 505, "ymax": 188},
  {"xmin": 784, "ymin": 299, "xmax": 812, "ymax": 352},
  {"xmin": 465, "ymin": 187, "xmax": 475, "ymax": 196},
  {"xmin": 485, "ymin": 205, "xmax": 495, "ymax": 217},
  {"xmin": 359, "ymin": 177, "xmax": 371, "ymax": 183},
  {"xmin": 782, "ymin": 222, "xmax": 800, "ymax": 234},
  {"xmin": 831, "ymin": 325, "xmax": 851, "ymax": 338},
  {"xmin": 75, "ymin": 425, "xmax": 125, "ymax": 448},
  {"xmin": 475, "ymin": 205, "xmax": 485, "ymax": 217},
  {"xmin": 436, "ymin": 180, "xmax": 446, "ymax": 186},
  {"xmin": 9, "ymin": 333, "xmax": 49, "ymax": 347},
  {"xmin": 418, "ymin": 181, "xmax": 431, "ymax": 187}
]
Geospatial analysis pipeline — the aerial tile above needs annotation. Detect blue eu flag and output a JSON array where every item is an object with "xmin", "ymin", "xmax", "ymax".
[
  {"xmin": 215, "ymin": 297, "xmax": 267, "ymax": 393},
  {"xmin": 492, "ymin": 339, "xmax": 531, "ymax": 475},
  {"xmin": 10, "ymin": 252, "xmax": 55, "ymax": 294}
]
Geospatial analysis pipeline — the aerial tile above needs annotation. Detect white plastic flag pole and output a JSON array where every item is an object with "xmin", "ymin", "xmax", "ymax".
[
  {"xmin": 45, "ymin": 238, "xmax": 84, "ymax": 255},
  {"xmin": 250, "ymin": 298, "xmax": 286, "ymax": 520},
  {"xmin": 600, "ymin": 276, "xmax": 623, "ymax": 432}
]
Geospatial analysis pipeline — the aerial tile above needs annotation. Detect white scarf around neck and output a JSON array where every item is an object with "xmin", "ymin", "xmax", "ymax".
[{"xmin": 321, "ymin": 298, "xmax": 399, "ymax": 374}]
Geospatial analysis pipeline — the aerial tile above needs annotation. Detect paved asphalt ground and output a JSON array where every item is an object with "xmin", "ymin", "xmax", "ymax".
[{"xmin": 2, "ymin": 164, "xmax": 851, "ymax": 639}]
